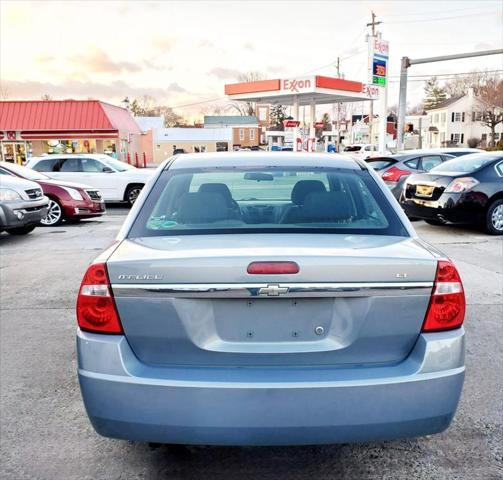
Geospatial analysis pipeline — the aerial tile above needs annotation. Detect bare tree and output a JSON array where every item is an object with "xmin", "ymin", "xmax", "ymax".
[
  {"xmin": 230, "ymin": 71, "xmax": 265, "ymax": 116},
  {"xmin": 201, "ymin": 102, "xmax": 230, "ymax": 116},
  {"xmin": 444, "ymin": 70, "xmax": 493, "ymax": 97},
  {"xmin": 129, "ymin": 96, "xmax": 186, "ymax": 127},
  {"xmin": 473, "ymin": 78, "xmax": 503, "ymax": 147},
  {"xmin": 0, "ymin": 83, "xmax": 9, "ymax": 100},
  {"xmin": 41, "ymin": 94, "xmax": 53, "ymax": 100},
  {"xmin": 407, "ymin": 103, "xmax": 425, "ymax": 115}
]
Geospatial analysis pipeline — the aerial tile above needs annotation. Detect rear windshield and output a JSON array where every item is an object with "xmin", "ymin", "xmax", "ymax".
[
  {"xmin": 366, "ymin": 157, "xmax": 397, "ymax": 170},
  {"xmin": 430, "ymin": 153, "xmax": 501, "ymax": 174},
  {"xmin": 343, "ymin": 146, "xmax": 362, "ymax": 152},
  {"xmin": 129, "ymin": 166, "xmax": 407, "ymax": 237}
]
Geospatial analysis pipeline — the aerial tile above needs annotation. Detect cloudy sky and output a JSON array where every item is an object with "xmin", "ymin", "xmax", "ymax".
[{"xmin": 1, "ymin": 0, "xmax": 502, "ymax": 121}]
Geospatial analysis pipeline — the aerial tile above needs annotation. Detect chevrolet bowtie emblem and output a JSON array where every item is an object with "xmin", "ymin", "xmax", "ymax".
[{"xmin": 259, "ymin": 284, "xmax": 289, "ymax": 296}]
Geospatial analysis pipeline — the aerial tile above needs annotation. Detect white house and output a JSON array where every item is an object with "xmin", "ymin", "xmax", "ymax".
[{"xmin": 424, "ymin": 89, "xmax": 502, "ymax": 148}]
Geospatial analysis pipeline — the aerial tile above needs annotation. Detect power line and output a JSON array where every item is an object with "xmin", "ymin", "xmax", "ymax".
[
  {"xmin": 386, "ymin": 11, "xmax": 497, "ymax": 24},
  {"xmin": 388, "ymin": 69, "xmax": 503, "ymax": 79},
  {"xmin": 383, "ymin": 6, "xmax": 500, "ymax": 19},
  {"xmin": 169, "ymin": 96, "xmax": 227, "ymax": 109}
]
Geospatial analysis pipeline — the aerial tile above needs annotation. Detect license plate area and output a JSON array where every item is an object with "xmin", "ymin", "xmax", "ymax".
[
  {"xmin": 212, "ymin": 298, "xmax": 333, "ymax": 343},
  {"xmin": 415, "ymin": 185, "xmax": 434, "ymax": 197}
]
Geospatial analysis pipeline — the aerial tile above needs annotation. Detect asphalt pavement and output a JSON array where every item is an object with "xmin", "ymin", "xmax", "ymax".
[{"xmin": 1, "ymin": 208, "xmax": 502, "ymax": 480}]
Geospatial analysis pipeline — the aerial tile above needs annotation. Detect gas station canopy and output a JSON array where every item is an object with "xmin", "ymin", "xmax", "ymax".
[{"xmin": 225, "ymin": 75, "xmax": 379, "ymax": 106}]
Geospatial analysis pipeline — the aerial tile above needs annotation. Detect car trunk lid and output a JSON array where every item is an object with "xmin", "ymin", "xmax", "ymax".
[
  {"xmin": 405, "ymin": 173, "xmax": 454, "ymax": 201},
  {"xmin": 107, "ymin": 234, "xmax": 436, "ymax": 367}
]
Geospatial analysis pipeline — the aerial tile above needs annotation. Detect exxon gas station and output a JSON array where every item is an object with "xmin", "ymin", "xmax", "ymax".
[
  {"xmin": 225, "ymin": 37, "xmax": 389, "ymax": 152},
  {"xmin": 225, "ymin": 76, "xmax": 379, "ymax": 152}
]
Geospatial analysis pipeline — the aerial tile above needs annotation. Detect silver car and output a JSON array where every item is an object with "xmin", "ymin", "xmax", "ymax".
[
  {"xmin": 0, "ymin": 172, "xmax": 49, "ymax": 235},
  {"xmin": 77, "ymin": 152, "xmax": 466, "ymax": 446}
]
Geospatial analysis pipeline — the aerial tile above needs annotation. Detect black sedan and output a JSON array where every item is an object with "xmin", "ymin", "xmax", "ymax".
[{"xmin": 400, "ymin": 152, "xmax": 503, "ymax": 235}]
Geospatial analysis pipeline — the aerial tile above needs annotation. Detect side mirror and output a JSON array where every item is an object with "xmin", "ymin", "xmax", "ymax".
[{"xmin": 102, "ymin": 166, "xmax": 114, "ymax": 173}]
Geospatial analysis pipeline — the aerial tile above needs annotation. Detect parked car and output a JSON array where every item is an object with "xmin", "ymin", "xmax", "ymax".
[
  {"xmin": 401, "ymin": 152, "xmax": 503, "ymax": 234},
  {"xmin": 0, "ymin": 172, "xmax": 49, "ymax": 235},
  {"xmin": 26, "ymin": 154, "xmax": 154, "ymax": 206},
  {"xmin": 0, "ymin": 162, "xmax": 105, "ymax": 226},
  {"xmin": 342, "ymin": 144, "xmax": 392, "ymax": 160},
  {"xmin": 397, "ymin": 147, "xmax": 484, "ymax": 158},
  {"xmin": 77, "ymin": 152, "xmax": 466, "ymax": 446},
  {"xmin": 366, "ymin": 152, "xmax": 455, "ymax": 199}
]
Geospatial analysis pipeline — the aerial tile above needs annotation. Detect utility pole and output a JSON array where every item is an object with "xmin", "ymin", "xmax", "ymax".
[
  {"xmin": 335, "ymin": 57, "xmax": 341, "ymax": 151},
  {"xmin": 366, "ymin": 11, "xmax": 382, "ymax": 35},
  {"xmin": 366, "ymin": 12, "xmax": 381, "ymax": 150},
  {"xmin": 396, "ymin": 48, "xmax": 503, "ymax": 151}
]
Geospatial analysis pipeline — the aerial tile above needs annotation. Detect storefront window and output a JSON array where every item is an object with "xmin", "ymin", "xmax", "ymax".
[
  {"xmin": 1, "ymin": 142, "xmax": 30, "ymax": 164},
  {"xmin": 103, "ymin": 140, "xmax": 118, "ymax": 158},
  {"xmin": 43, "ymin": 139, "xmax": 97, "ymax": 154}
]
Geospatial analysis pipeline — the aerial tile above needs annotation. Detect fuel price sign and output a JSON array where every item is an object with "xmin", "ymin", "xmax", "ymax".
[{"xmin": 372, "ymin": 58, "xmax": 387, "ymax": 86}]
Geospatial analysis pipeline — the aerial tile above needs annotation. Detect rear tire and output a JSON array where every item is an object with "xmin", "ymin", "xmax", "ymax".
[
  {"xmin": 7, "ymin": 225, "xmax": 36, "ymax": 235},
  {"xmin": 125, "ymin": 185, "xmax": 143, "ymax": 207},
  {"xmin": 485, "ymin": 199, "xmax": 503, "ymax": 235},
  {"xmin": 425, "ymin": 218, "xmax": 447, "ymax": 226}
]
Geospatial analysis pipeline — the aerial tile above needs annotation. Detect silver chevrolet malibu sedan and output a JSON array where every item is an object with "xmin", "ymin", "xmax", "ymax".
[{"xmin": 77, "ymin": 152, "xmax": 466, "ymax": 446}]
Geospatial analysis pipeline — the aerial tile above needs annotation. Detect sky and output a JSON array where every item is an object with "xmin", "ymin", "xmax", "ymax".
[{"xmin": 1, "ymin": 0, "xmax": 502, "ymax": 121}]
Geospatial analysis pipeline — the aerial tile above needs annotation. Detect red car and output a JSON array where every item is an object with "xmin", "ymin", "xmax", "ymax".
[{"xmin": 0, "ymin": 162, "xmax": 105, "ymax": 226}]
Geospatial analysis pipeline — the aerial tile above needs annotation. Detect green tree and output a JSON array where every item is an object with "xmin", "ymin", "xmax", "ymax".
[
  {"xmin": 269, "ymin": 105, "xmax": 287, "ymax": 131},
  {"xmin": 423, "ymin": 77, "xmax": 447, "ymax": 110}
]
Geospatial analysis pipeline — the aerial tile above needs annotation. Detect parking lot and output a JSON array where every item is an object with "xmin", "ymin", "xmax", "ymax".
[{"xmin": 0, "ymin": 207, "xmax": 501, "ymax": 480}]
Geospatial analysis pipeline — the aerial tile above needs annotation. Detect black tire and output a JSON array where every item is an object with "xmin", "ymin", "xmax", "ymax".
[
  {"xmin": 425, "ymin": 218, "xmax": 447, "ymax": 226},
  {"xmin": 485, "ymin": 199, "xmax": 503, "ymax": 235},
  {"xmin": 40, "ymin": 198, "xmax": 64, "ymax": 226},
  {"xmin": 125, "ymin": 185, "xmax": 143, "ymax": 207},
  {"xmin": 7, "ymin": 225, "xmax": 36, "ymax": 235}
]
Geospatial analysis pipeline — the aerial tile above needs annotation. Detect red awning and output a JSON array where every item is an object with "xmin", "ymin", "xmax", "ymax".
[{"xmin": 0, "ymin": 100, "xmax": 141, "ymax": 139}]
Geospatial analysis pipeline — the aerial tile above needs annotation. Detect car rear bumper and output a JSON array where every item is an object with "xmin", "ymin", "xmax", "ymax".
[
  {"xmin": 401, "ymin": 193, "xmax": 486, "ymax": 224},
  {"xmin": 0, "ymin": 197, "xmax": 49, "ymax": 228},
  {"xmin": 77, "ymin": 327, "xmax": 465, "ymax": 446}
]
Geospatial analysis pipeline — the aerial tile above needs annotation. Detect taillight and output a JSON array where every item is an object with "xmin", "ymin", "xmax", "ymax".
[
  {"xmin": 444, "ymin": 177, "xmax": 479, "ymax": 193},
  {"xmin": 422, "ymin": 260, "xmax": 465, "ymax": 332},
  {"xmin": 76, "ymin": 262, "xmax": 123, "ymax": 334},
  {"xmin": 247, "ymin": 261, "xmax": 300, "ymax": 274},
  {"xmin": 382, "ymin": 166, "xmax": 411, "ymax": 182}
]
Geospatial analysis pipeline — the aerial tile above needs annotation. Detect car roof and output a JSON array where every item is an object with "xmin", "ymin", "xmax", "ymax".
[
  {"xmin": 29, "ymin": 153, "xmax": 109, "ymax": 162},
  {"xmin": 397, "ymin": 148, "xmax": 482, "ymax": 155},
  {"xmin": 369, "ymin": 152, "xmax": 455, "ymax": 161},
  {"xmin": 168, "ymin": 151, "xmax": 363, "ymax": 170}
]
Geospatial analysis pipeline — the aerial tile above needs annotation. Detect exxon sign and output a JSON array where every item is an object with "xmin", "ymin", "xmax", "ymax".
[{"xmin": 282, "ymin": 77, "xmax": 314, "ymax": 93}]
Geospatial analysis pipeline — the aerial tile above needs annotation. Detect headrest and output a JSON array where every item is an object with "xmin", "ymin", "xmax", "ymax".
[
  {"xmin": 302, "ymin": 191, "xmax": 353, "ymax": 222},
  {"xmin": 291, "ymin": 180, "xmax": 326, "ymax": 205},
  {"xmin": 198, "ymin": 183, "xmax": 234, "ymax": 206},
  {"xmin": 177, "ymin": 192, "xmax": 229, "ymax": 224}
]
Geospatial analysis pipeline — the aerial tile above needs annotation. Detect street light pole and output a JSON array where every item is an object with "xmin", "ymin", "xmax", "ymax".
[{"xmin": 396, "ymin": 48, "xmax": 503, "ymax": 151}]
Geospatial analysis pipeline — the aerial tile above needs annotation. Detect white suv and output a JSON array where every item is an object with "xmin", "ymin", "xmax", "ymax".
[
  {"xmin": 26, "ymin": 154, "xmax": 154, "ymax": 205},
  {"xmin": 342, "ymin": 144, "xmax": 391, "ymax": 160}
]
